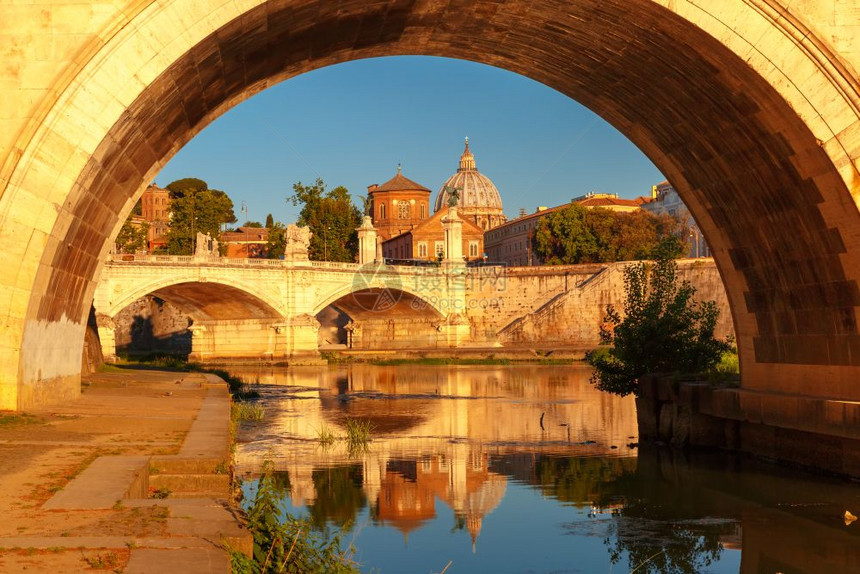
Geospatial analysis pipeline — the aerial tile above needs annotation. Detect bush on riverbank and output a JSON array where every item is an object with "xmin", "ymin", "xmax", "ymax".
[{"xmin": 588, "ymin": 245, "xmax": 732, "ymax": 396}]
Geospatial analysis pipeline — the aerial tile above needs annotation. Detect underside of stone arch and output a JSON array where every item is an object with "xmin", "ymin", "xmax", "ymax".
[
  {"xmin": 114, "ymin": 282, "xmax": 284, "ymax": 323},
  {"xmin": 3, "ymin": 0, "xmax": 860, "ymax": 408}
]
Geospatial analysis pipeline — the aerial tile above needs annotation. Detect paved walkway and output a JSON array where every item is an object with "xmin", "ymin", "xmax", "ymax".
[{"xmin": 0, "ymin": 368, "xmax": 248, "ymax": 573}]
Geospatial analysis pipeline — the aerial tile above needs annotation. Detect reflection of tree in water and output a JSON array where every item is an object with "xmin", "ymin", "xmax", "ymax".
[
  {"xmin": 602, "ymin": 509, "xmax": 734, "ymax": 574},
  {"xmin": 532, "ymin": 456, "xmax": 637, "ymax": 507},
  {"xmin": 268, "ymin": 471, "xmax": 292, "ymax": 500},
  {"xmin": 308, "ymin": 465, "xmax": 367, "ymax": 531},
  {"xmin": 592, "ymin": 453, "xmax": 738, "ymax": 574},
  {"xmin": 517, "ymin": 452, "xmax": 738, "ymax": 574}
]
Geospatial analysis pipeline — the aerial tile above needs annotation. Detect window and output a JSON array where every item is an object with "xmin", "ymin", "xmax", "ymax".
[
  {"xmin": 435, "ymin": 241, "xmax": 444, "ymax": 258},
  {"xmin": 379, "ymin": 203, "xmax": 386, "ymax": 219},
  {"xmin": 418, "ymin": 242, "xmax": 428, "ymax": 258},
  {"xmin": 469, "ymin": 241, "xmax": 479, "ymax": 258},
  {"xmin": 421, "ymin": 203, "xmax": 426, "ymax": 218},
  {"xmin": 398, "ymin": 201, "xmax": 410, "ymax": 219}
]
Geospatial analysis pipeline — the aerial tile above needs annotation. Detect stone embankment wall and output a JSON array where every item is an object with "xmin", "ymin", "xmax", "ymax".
[
  {"xmin": 497, "ymin": 259, "xmax": 733, "ymax": 347},
  {"xmin": 467, "ymin": 264, "xmax": 605, "ymax": 345},
  {"xmin": 637, "ymin": 375, "xmax": 860, "ymax": 478}
]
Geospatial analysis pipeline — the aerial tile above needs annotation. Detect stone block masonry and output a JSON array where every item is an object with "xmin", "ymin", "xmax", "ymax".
[{"xmin": 3, "ymin": 1, "xmax": 860, "ymax": 411}]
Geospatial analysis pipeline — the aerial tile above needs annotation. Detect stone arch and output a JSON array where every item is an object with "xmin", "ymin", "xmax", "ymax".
[
  {"xmin": 313, "ymin": 285, "xmax": 445, "ymax": 320},
  {"xmin": 103, "ymin": 275, "xmax": 286, "ymax": 322},
  {"xmin": 2, "ymin": 1, "xmax": 860, "ymax": 408}
]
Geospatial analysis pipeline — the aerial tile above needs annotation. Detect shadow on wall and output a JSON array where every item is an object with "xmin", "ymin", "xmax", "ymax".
[
  {"xmin": 317, "ymin": 306, "xmax": 351, "ymax": 346},
  {"xmin": 115, "ymin": 296, "xmax": 192, "ymax": 356}
]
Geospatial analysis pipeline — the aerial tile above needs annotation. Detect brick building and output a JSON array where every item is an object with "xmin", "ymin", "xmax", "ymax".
[
  {"xmin": 367, "ymin": 167, "xmax": 433, "ymax": 242},
  {"xmin": 220, "ymin": 226, "xmax": 270, "ymax": 258},
  {"xmin": 140, "ymin": 183, "xmax": 171, "ymax": 251},
  {"xmin": 371, "ymin": 140, "xmax": 506, "ymax": 263}
]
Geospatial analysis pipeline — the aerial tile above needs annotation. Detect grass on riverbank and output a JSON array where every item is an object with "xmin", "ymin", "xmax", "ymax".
[
  {"xmin": 230, "ymin": 461, "xmax": 360, "ymax": 574},
  {"xmin": 113, "ymin": 355, "xmax": 262, "ymax": 399},
  {"xmin": 232, "ymin": 402, "xmax": 265, "ymax": 422},
  {"xmin": 323, "ymin": 354, "xmax": 579, "ymax": 366}
]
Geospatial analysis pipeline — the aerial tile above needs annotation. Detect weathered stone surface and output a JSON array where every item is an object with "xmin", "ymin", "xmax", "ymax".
[{"xmin": 1, "ymin": 1, "xmax": 860, "ymax": 410}]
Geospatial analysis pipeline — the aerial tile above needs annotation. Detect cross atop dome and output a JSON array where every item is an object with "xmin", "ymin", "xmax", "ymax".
[{"xmin": 458, "ymin": 137, "xmax": 476, "ymax": 172}]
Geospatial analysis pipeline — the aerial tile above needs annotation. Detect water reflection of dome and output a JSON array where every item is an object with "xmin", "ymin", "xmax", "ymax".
[
  {"xmin": 456, "ymin": 473, "xmax": 507, "ymax": 550},
  {"xmin": 374, "ymin": 461, "xmax": 437, "ymax": 540}
]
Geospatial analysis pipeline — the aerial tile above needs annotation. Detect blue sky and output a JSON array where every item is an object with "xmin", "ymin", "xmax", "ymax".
[{"xmin": 155, "ymin": 56, "xmax": 664, "ymax": 226}]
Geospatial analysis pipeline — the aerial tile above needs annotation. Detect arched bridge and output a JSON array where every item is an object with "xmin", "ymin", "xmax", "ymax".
[
  {"xmin": 94, "ymin": 254, "xmax": 731, "ymax": 362},
  {"xmin": 92, "ymin": 254, "xmax": 584, "ymax": 361}
]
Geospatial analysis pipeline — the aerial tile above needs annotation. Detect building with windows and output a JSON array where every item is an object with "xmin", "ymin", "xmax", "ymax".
[
  {"xmin": 373, "ymin": 140, "xmax": 504, "ymax": 263},
  {"xmin": 641, "ymin": 181, "xmax": 710, "ymax": 257},
  {"xmin": 220, "ymin": 226, "xmax": 270, "ymax": 258},
  {"xmin": 367, "ymin": 167, "xmax": 433, "ymax": 242},
  {"xmin": 483, "ymin": 205, "xmax": 560, "ymax": 266},
  {"xmin": 140, "ymin": 183, "xmax": 171, "ymax": 251},
  {"xmin": 382, "ymin": 206, "xmax": 485, "ymax": 262}
]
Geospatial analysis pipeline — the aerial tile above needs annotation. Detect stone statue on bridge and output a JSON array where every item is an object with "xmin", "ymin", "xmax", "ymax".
[
  {"xmin": 284, "ymin": 224, "xmax": 312, "ymax": 261},
  {"xmin": 194, "ymin": 232, "xmax": 219, "ymax": 259}
]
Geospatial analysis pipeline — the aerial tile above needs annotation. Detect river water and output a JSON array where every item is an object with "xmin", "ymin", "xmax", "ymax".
[{"xmin": 231, "ymin": 364, "xmax": 860, "ymax": 573}]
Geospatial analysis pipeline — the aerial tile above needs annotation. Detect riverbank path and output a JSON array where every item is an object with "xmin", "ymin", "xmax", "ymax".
[{"xmin": 0, "ymin": 368, "xmax": 248, "ymax": 573}]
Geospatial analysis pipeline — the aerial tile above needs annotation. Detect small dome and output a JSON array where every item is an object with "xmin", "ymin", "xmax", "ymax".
[{"xmin": 434, "ymin": 139, "xmax": 504, "ymax": 212}]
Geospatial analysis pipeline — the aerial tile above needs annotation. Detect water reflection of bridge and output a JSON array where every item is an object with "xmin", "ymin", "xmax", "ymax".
[{"xmin": 234, "ymin": 364, "xmax": 638, "ymax": 543}]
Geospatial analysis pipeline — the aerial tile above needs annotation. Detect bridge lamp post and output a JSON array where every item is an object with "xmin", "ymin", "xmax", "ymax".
[{"xmin": 689, "ymin": 228, "xmax": 700, "ymax": 258}]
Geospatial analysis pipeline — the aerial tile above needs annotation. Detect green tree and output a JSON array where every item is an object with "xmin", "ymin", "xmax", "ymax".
[
  {"xmin": 114, "ymin": 218, "xmax": 150, "ymax": 253},
  {"xmin": 266, "ymin": 222, "xmax": 286, "ymax": 259},
  {"xmin": 244, "ymin": 221, "xmax": 263, "ymax": 228},
  {"xmin": 265, "ymin": 213, "xmax": 274, "ymax": 228},
  {"xmin": 533, "ymin": 205, "xmax": 682, "ymax": 264},
  {"xmin": 289, "ymin": 178, "xmax": 360, "ymax": 262},
  {"xmin": 533, "ymin": 203, "xmax": 597, "ymax": 264},
  {"xmin": 587, "ymin": 244, "xmax": 730, "ymax": 396},
  {"xmin": 164, "ymin": 178, "xmax": 236, "ymax": 254}
]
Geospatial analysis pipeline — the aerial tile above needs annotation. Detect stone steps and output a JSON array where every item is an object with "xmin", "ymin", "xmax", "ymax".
[
  {"xmin": 148, "ymin": 472, "xmax": 232, "ymax": 498},
  {"xmin": 42, "ymin": 455, "xmax": 150, "ymax": 510},
  {"xmin": 150, "ymin": 455, "xmax": 227, "ymax": 475}
]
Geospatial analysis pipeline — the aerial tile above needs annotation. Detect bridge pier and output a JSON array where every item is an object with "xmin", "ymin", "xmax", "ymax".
[
  {"xmin": 94, "ymin": 314, "xmax": 119, "ymax": 364},
  {"xmin": 283, "ymin": 314, "xmax": 322, "ymax": 362},
  {"xmin": 188, "ymin": 319, "xmax": 289, "ymax": 362},
  {"xmin": 437, "ymin": 315, "xmax": 472, "ymax": 348}
]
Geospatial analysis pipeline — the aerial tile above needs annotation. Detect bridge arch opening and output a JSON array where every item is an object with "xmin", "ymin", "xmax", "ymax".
[
  {"xmin": 117, "ymin": 282, "xmax": 284, "ymax": 323},
  {"xmin": 4, "ymin": 1, "xmax": 860, "ymax": 408},
  {"xmin": 316, "ymin": 288, "xmax": 444, "ymax": 350},
  {"xmin": 103, "ymin": 280, "xmax": 286, "ymax": 361}
]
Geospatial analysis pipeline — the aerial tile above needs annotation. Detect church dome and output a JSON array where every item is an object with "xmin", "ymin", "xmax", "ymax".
[{"xmin": 434, "ymin": 139, "xmax": 506, "ymax": 230}]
